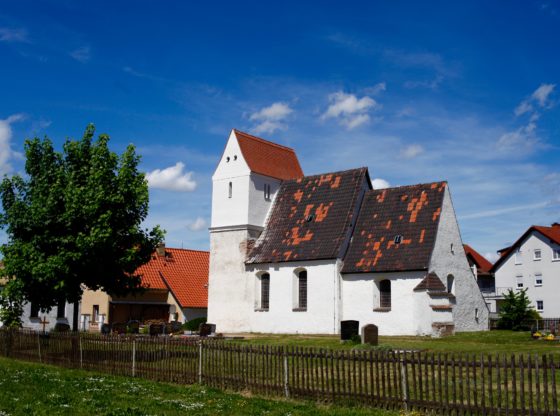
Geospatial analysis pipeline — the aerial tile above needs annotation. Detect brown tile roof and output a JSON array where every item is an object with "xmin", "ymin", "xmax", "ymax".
[
  {"xmin": 463, "ymin": 244, "xmax": 493, "ymax": 274},
  {"xmin": 234, "ymin": 129, "xmax": 304, "ymax": 180},
  {"xmin": 247, "ymin": 168, "xmax": 370, "ymax": 264},
  {"xmin": 137, "ymin": 248, "xmax": 209, "ymax": 308},
  {"xmin": 414, "ymin": 272, "xmax": 447, "ymax": 291},
  {"xmin": 491, "ymin": 223, "xmax": 560, "ymax": 272},
  {"xmin": 341, "ymin": 182, "xmax": 447, "ymax": 273}
]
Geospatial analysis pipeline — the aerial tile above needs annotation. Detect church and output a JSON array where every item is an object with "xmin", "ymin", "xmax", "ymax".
[{"xmin": 207, "ymin": 129, "xmax": 489, "ymax": 336}]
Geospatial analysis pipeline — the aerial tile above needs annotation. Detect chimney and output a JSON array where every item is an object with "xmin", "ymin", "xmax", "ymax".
[
  {"xmin": 156, "ymin": 242, "xmax": 166, "ymax": 257},
  {"xmin": 552, "ymin": 222, "xmax": 560, "ymax": 228}
]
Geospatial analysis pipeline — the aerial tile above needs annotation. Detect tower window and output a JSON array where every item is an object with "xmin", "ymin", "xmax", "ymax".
[
  {"xmin": 394, "ymin": 235, "xmax": 402, "ymax": 244},
  {"xmin": 264, "ymin": 184, "xmax": 271, "ymax": 200},
  {"xmin": 228, "ymin": 182, "xmax": 232, "ymax": 199}
]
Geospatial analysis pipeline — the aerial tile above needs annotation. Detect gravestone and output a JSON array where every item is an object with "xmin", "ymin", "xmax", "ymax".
[
  {"xmin": 340, "ymin": 320, "xmax": 359, "ymax": 341},
  {"xmin": 101, "ymin": 323, "xmax": 111, "ymax": 335},
  {"xmin": 54, "ymin": 322, "xmax": 71, "ymax": 332},
  {"xmin": 361, "ymin": 324, "xmax": 378, "ymax": 346},
  {"xmin": 149, "ymin": 323, "xmax": 164, "ymax": 336},
  {"xmin": 199, "ymin": 323, "xmax": 216, "ymax": 337}
]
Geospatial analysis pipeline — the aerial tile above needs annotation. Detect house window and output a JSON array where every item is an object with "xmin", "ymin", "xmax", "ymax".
[
  {"xmin": 534, "ymin": 249, "xmax": 541, "ymax": 261},
  {"xmin": 93, "ymin": 305, "xmax": 100, "ymax": 323},
  {"xmin": 264, "ymin": 184, "xmax": 271, "ymax": 200},
  {"xmin": 30, "ymin": 303, "xmax": 40, "ymax": 318},
  {"xmin": 536, "ymin": 300, "xmax": 544, "ymax": 311},
  {"xmin": 447, "ymin": 275, "xmax": 455, "ymax": 294},
  {"xmin": 514, "ymin": 249, "xmax": 522, "ymax": 265},
  {"xmin": 535, "ymin": 273, "xmax": 543, "ymax": 286},
  {"xmin": 379, "ymin": 279, "xmax": 391, "ymax": 309},
  {"xmin": 56, "ymin": 299, "xmax": 66, "ymax": 319},
  {"xmin": 228, "ymin": 182, "xmax": 232, "ymax": 199},
  {"xmin": 296, "ymin": 270, "xmax": 307, "ymax": 310},
  {"xmin": 260, "ymin": 273, "xmax": 270, "ymax": 311},
  {"xmin": 516, "ymin": 275, "xmax": 523, "ymax": 289},
  {"xmin": 553, "ymin": 249, "xmax": 560, "ymax": 261}
]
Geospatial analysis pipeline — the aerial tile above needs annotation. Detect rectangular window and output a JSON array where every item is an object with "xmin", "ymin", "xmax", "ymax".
[
  {"xmin": 264, "ymin": 184, "xmax": 271, "ymax": 200},
  {"xmin": 514, "ymin": 250, "xmax": 522, "ymax": 265},
  {"xmin": 535, "ymin": 273, "xmax": 543, "ymax": 286},
  {"xmin": 56, "ymin": 299, "xmax": 66, "ymax": 319},
  {"xmin": 260, "ymin": 274, "xmax": 270, "ymax": 310},
  {"xmin": 228, "ymin": 182, "xmax": 232, "ymax": 199},
  {"xmin": 536, "ymin": 300, "xmax": 544, "ymax": 311},
  {"xmin": 553, "ymin": 249, "xmax": 560, "ymax": 261},
  {"xmin": 516, "ymin": 275, "xmax": 523, "ymax": 289},
  {"xmin": 534, "ymin": 249, "xmax": 542, "ymax": 260},
  {"xmin": 30, "ymin": 303, "xmax": 40, "ymax": 318},
  {"xmin": 298, "ymin": 271, "xmax": 307, "ymax": 310},
  {"xmin": 93, "ymin": 305, "xmax": 100, "ymax": 323}
]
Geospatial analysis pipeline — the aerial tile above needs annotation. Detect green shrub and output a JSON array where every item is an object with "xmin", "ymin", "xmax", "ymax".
[{"xmin": 182, "ymin": 317, "xmax": 207, "ymax": 332}]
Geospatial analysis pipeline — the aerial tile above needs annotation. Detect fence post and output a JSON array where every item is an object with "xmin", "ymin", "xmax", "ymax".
[
  {"xmin": 283, "ymin": 347, "xmax": 290, "ymax": 398},
  {"xmin": 132, "ymin": 339, "xmax": 136, "ymax": 377},
  {"xmin": 198, "ymin": 340, "xmax": 203, "ymax": 384},
  {"xmin": 400, "ymin": 354, "xmax": 408, "ymax": 411},
  {"xmin": 79, "ymin": 333, "xmax": 83, "ymax": 369},
  {"xmin": 37, "ymin": 332, "xmax": 42, "ymax": 363}
]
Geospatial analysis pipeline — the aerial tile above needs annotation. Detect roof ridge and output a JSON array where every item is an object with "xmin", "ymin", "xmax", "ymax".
[
  {"xmin": 233, "ymin": 129, "xmax": 297, "ymax": 153},
  {"xmin": 368, "ymin": 180, "xmax": 447, "ymax": 193},
  {"xmin": 283, "ymin": 167, "xmax": 368, "ymax": 183},
  {"xmin": 164, "ymin": 247, "xmax": 210, "ymax": 254}
]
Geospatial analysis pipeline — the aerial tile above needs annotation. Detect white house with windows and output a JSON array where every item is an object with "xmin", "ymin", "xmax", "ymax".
[
  {"xmin": 490, "ymin": 224, "xmax": 560, "ymax": 318},
  {"xmin": 207, "ymin": 129, "xmax": 489, "ymax": 336}
]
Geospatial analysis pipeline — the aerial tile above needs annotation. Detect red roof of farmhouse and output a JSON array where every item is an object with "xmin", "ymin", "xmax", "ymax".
[
  {"xmin": 136, "ymin": 248, "xmax": 209, "ymax": 308},
  {"xmin": 234, "ymin": 129, "xmax": 304, "ymax": 180}
]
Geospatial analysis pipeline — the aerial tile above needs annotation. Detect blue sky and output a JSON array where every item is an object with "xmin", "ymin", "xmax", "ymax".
[{"xmin": 1, "ymin": 1, "xmax": 559, "ymax": 261}]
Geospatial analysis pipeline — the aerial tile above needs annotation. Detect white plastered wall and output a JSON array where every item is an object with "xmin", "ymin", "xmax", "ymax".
[{"xmin": 429, "ymin": 186, "xmax": 489, "ymax": 332}]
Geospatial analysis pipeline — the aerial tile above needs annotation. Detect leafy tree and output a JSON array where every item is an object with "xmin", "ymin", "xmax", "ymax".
[
  {"xmin": 0, "ymin": 125, "xmax": 164, "ymax": 329},
  {"xmin": 497, "ymin": 288, "xmax": 539, "ymax": 330}
]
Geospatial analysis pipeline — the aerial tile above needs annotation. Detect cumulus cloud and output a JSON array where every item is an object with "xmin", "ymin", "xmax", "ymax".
[
  {"xmin": 0, "ymin": 114, "xmax": 25, "ymax": 176},
  {"xmin": 371, "ymin": 178, "xmax": 390, "ymax": 189},
  {"xmin": 188, "ymin": 217, "xmax": 207, "ymax": 231},
  {"xmin": 145, "ymin": 162, "xmax": 197, "ymax": 192},
  {"xmin": 400, "ymin": 144, "xmax": 424, "ymax": 159},
  {"xmin": 250, "ymin": 102, "xmax": 293, "ymax": 134},
  {"xmin": 322, "ymin": 91, "xmax": 380, "ymax": 129},
  {"xmin": 0, "ymin": 27, "xmax": 28, "ymax": 43},
  {"xmin": 70, "ymin": 46, "xmax": 91, "ymax": 63}
]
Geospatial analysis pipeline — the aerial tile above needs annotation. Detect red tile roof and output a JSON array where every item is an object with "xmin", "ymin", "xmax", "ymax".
[
  {"xmin": 234, "ymin": 129, "xmax": 304, "ymax": 180},
  {"xmin": 463, "ymin": 244, "xmax": 493, "ymax": 274},
  {"xmin": 247, "ymin": 168, "xmax": 370, "ymax": 264},
  {"xmin": 342, "ymin": 182, "xmax": 447, "ymax": 273},
  {"xmin": 137, "ymin": 248, "xmax": 209, "ymax": 308},
  {"xmin": 491, "ymin": 223, "xmax": 560, "ymax": 271}
]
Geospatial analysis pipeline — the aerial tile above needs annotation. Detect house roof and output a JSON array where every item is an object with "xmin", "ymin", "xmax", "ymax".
[
  {"xmin": 463, "ymin": 244, "xmax": 493, "ymax": 274},
  {"xmin": 413, "ymin": 272, "xmax": 447, "ymax": 291},
  {"xmin": 234, "ymin": 129, "xmax": 304, "ymax": 180},
  {"xmin": 247, "ymin": 167, "xmax": 370, "ymax": 264},
  {"xmin": 341, "ymin": 182, "xmax": 447, "ymax": 273},
  {"xmin": 491, "ymin": 223, "xmax": 560, "ymax": 272},
  {"xmin": 137, "ymin": 248, "xmax": 209, "ymax": 308}
]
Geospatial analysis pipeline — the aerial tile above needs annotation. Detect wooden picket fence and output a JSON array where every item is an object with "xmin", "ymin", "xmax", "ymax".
[{"xmin": 0, "ymin": 329, "xmax": 558, "ymax": 415}]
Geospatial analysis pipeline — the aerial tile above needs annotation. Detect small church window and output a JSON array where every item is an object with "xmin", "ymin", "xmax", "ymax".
[
  {"xmin": 57, "ymin": 299, "xmax": 66, "ymax": 319},
  {"xmin": 379, "ymin": 279, "xmax": 391, "ymax": 308},
  {"xmin": 447, "ymin": 275, "xmax": 455, "ymax": 294},
  {"xmin": 30, "ymin": 303, "xmax": 40, "ymax": 318},
  {"xmin": 234, "ymin": 155, "xmax": 237, "ymax": 160},
  {"xmin": 264, "ymin": 184, "xmax": 271, "ymax": 200},
  {"xmin": 298, "ymin": 270, "xmax": 307, "ymax": 310},
  {"xmin": 226, "ymin": 156, "xmax": 230, "ymax": 162},
  {"xmin": 260, "ymin": 273, "xmax": 270, "ymax": 310},
  {"xmin": 228, "ymin": 182, "xmax": 232, "ymax": 199}
]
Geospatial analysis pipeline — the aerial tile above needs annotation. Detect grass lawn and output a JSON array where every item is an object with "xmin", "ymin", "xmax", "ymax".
[
  {"xmin": 230, "ymin": 330, "xmax": 560, "ymax": 355},
  {"xmin": 0, "ymin": 357, "xmax": 400, "ymax": 416}
]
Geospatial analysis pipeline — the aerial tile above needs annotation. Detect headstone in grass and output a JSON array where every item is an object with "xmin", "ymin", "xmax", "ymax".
[
  {"xmin": 361, "ymin": 324, "xmax": 378, "ymax": 346},
  {"xmin": 199, "ymin": 323, "xmax": 216, "ymax": 337},
  {"xmin": 340, "ymin": 320, "xmax": 359, "ymax": 341},
  {"xmin": 149, "ymin": 323, "xmax": 164, "ymax": 336}
]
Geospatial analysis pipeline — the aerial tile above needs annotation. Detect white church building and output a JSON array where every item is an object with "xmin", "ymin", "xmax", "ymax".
[{"xmin": 207, "ymin": 129, "xmax": 489, "ymax": 336}]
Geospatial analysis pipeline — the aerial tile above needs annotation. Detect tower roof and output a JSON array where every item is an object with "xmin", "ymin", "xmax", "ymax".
[{"xmin": 234, "ymin": 129, "xmax": 304, "ymax": 180}]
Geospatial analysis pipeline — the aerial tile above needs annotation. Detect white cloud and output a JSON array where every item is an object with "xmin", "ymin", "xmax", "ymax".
[
  {"xmin": 250, "ymin": 102, "xmax": 293, "ymax": 134},
  {"xmin": 70, "ymin": 46, "xmax": 91, "ymax": 63},
  {"xmin": 322, "ymin": 91, "xmax": 379, "ymax": 130},
  {"xmin": 371, "ymin": 178, "xmax": 390, "ymax": 189},
  {"xmin": 0, "ymin": 27, "xmax": 28, "ymax": 43},
  {"xmin": 363, "ymin": 82, "xmax": 386, "ymax": 95},
  {"xmin": 400, "ymin": 144, "xmax": 424, "ymax": 159},
  {"xmin": 484, "ymin": 252, "xmax": 500, "ymax": 264},
  {"xmin": 0, "ymin": 114, "xmax": 25, "ymax": 176},
  {"xmin": 531, "ymin": 83, "xmax": 555, "ymax": 107},
  {"xmin": 145, "ymin": 162, "xmax": 197, "ymax": 192},
  {"xmin": 188, "ymin": 217, "xmax": 207, "ymax": 231},
  {"xmin": 496, "ymin": 123, "xmax": 540, "ymax": 152},
  {"xmin": 514, "ymin": 100, "xmax": 533, "ymax": 116}
]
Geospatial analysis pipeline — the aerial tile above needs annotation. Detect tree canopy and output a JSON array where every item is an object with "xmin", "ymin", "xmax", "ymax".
[{"xmin": 0, "ymin": 125, "xmax": 163, "ymax": 325}]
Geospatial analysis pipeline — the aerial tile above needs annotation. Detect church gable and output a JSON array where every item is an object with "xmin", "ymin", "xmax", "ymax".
[
  {"xmin": 342, "ymin": 182, "xmax": 447, "ymax": 273},
  {"xmin": 247, "ymin": 167, "xmax": 370, "ymax": 264}
]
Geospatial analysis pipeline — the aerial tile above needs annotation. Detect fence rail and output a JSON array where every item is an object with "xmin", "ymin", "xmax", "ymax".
[{"xmin": 0, "ymin": 329, "xmax": 558, "ymax": 415}]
